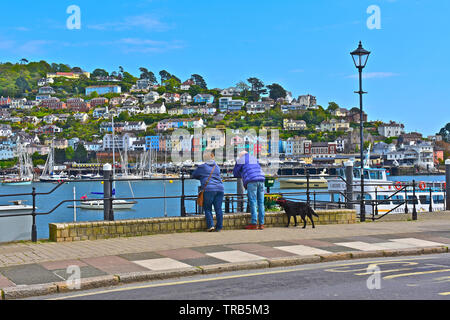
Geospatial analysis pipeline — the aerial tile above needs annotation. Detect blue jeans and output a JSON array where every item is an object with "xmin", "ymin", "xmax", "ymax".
[
  {"xmin": 203, "ymin": 191, "xmax": 224, "ymax": 230},
  {"xmin": 247, "ymin": 181, "xmax": 265, "ymax": 225}
]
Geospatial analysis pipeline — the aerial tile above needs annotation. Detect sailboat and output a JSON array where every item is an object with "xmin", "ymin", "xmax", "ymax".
[
  {"xmin": 39, "ymin": 140, "xmax": 69, "ymax": 182},
  {"xmin": 79, "ymin": 116, "xmax": 137, "ymax": 210},
  {"xmin": 2, "ymin": 144, "xmax": 34, "ymax": 186}
]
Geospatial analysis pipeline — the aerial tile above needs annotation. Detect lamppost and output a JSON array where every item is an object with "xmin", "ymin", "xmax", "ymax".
[{"xmin": 350, "ymin": 41, "xmax": 371, "ymax": 222}]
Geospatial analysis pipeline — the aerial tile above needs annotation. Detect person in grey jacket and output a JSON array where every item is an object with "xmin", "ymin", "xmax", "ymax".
[{"xmin": 192, "ymin": 151, "xmax": 225, "ymax": 232}]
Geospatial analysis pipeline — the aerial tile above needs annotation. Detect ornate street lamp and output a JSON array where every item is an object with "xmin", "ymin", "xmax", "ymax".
[{"xmin": 351, "ymin": 41, "xmax": 371, "ymax": 222}]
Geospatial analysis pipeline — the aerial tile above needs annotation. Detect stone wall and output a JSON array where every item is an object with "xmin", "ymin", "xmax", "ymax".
[{"xmin": 49, "ymin": 210, "xmax": 356, "ymax": 242}]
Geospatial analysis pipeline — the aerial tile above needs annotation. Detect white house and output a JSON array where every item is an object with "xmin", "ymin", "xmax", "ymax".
[
  {"xmin": 0, "ymin": 124, "xmax": 13, "ymax": 137},
  {"xmin": 378, "ymin": 121, "xmax": 405, "ymax": 138},
  {"xmin": 143, "ymin": 103, "xmax": 166, "ymax": 114},
  {"xmin": 180, "ymin": 93, "xmax": 192, "ymax": 105},
  {"xmin": 144, "ymin": 91, "xmax": 160, "ymax": 104},
  {"xmin": 74, "ymin": 113, "xmax": 89, "ymax": 123},
  {"xmin": 124, "ymin": 121, "xmax": 147, "ymax": 132}
]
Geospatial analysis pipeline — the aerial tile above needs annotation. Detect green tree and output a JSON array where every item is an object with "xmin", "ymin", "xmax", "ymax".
[
  {"xmin": 267, "ymin": 83, "xmax": 287, "ymax": 101},
  {"xmin": 191, "ymin": 74, "xmax": 207, "ymax": 90}
]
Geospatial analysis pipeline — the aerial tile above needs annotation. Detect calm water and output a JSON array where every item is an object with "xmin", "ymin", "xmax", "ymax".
[{"xmin": 0, "ymin": 174, "xmax": 445, "ymax": 239}]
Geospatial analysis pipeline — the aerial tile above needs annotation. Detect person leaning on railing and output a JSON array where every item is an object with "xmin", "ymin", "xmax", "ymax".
[
  {"xmin": 192, "ymin": 150, "xmax": 225, "ymax": 232},
  {"xmin": 233, "ymin": 151, "xmax": 266, "ymax": 230}
]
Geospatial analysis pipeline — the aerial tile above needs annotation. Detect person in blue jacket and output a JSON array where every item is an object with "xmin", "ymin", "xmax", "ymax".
[
  {"xmin": 233, "ymin": 151, "xmax": 266, "ymax": 230},
  {"xmin": 192, "ymin": 150, "xmax": 225, "ymax": 232}
]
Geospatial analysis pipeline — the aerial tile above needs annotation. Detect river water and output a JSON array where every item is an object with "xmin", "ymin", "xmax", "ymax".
[{"xmin": 0, "ymin": 174, "xmax": 445, "ymax": 240}]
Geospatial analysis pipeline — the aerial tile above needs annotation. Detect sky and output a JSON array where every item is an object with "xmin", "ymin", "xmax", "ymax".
[{"xmin": 0, "ymin": 0, "xmax": 449, "ymax": 136}]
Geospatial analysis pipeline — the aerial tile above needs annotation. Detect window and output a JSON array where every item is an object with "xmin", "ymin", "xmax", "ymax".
[
  {"xmin": 376, "ymin": 195, "xmax": 390, "ymax": 205},
  {"xmin": 392, "ymin": 195, "xmax": 404, "ymax": 205},
  {"xmin": 353, "ymin": 169, "xmax": 361, "ymax": 178},
  {"xmin": 407, "ymin": 195, "xmax": 418, "ymax": 205},
  {"xmin": 419, "ymin": 195, "xmax": 430, "ymax": 205},
  {"xmin": 433, "ymin": 195, "xmax": 444, "ymax": 204}
]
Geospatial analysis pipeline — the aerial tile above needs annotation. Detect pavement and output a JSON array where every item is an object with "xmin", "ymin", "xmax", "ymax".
[{"xmin": 1, "ymin": 211, "xmax": 450, "ymax": 300}]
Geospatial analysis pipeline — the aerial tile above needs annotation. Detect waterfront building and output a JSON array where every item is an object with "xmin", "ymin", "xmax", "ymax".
[
  {"xmin": 220, "ymin": 97, "xmax": 246, "ymax": 112},
  {"xmin": 102, "ymin": 133, "xmax": 136, "ymax": 151}
]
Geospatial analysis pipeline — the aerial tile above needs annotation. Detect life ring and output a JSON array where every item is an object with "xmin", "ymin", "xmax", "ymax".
[
  {"xmin": 418, "ymin": 181, "xmax": 426, "ymax": 191},
  {"xmin": 394, "ymin": 181, "xmax": 403, "ymax": 191}
]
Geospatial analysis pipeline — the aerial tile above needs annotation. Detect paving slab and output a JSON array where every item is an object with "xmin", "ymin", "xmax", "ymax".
[{"xmin": 0, "ymin": 264, "xmax": 62, "ymax": 286}]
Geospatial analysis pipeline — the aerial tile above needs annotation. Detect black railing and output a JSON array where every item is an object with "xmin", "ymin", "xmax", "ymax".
[{"xmin": 0, "ymin": 171, "xmax": 447, "ymax": 243}]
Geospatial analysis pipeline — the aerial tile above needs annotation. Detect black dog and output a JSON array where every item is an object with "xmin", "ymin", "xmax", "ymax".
[{"xmin": 276, "ymin": 197, "xmax": 319, "ymax": 229}]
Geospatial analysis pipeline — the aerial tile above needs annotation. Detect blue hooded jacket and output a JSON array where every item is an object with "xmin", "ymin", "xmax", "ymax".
[
  {"xmin": 192, "ymin": 161, "xmax": 225, "ymax": 193},
  {"xmin": 233, "ymin": 153, "xmax": 265, "ymax": 188}
]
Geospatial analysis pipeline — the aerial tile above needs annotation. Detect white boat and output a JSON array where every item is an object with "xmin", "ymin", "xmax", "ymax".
[
  {"xmin": 0, "ymin": 200, "xmax": 34, "ymax": 214},
  {"xmin": 328, "ymin": 165, "xmax": 446, "ymax": 215},
  {"xmin": 279, "ymin": 170, "xmax": 329, "ymax": 189},
  {"xmin": 78, "ymin": 200, "xmax": 137, "ymax": 210}
]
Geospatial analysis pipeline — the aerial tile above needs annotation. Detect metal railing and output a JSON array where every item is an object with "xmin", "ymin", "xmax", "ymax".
[{"xmin": 0, "ymin": 170, "xmax": 447, "ymax": 243}]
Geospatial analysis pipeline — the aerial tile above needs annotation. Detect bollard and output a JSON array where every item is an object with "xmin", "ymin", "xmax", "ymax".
[
  {"xmin": 344, "ymin": 161, "xmax": 354, "ymax": 209},
  {"xmin": 103, "ymin": 164, "xmax": 113, "ymax": 221},
  {"xmin": 446, "ymin": 159, "xmax": 450, "ymax": 211}
]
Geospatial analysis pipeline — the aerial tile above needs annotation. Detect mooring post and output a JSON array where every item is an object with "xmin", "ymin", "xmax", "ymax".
[
  {"xmin": 181, "ymin": 170, "xmax": 186, "ymax": 217},
  {"xmin": 344, "ymin": 161, "xmax": 354, "ymax": 209},
  {"xmin": 446, "ymin": 159, "xmax": 450, "ymax": 211},
  {"xmin": 103, "ymin": 163, "xmax": 113, "ymax": 221}
]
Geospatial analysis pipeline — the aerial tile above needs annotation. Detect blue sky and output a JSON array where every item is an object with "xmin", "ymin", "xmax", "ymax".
[{"xmin": 1, "ymin": 0, "xmax": 449, "ymax": 135}]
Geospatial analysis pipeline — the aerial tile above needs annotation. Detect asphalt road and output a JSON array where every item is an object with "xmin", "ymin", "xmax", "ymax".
[{"xmin": 39, "ymin": 253, "xmax": 450, "ymax": 301}]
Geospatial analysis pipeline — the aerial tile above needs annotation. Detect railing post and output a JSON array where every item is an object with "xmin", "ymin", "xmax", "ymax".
[
  {"xmin": 306, "ymin": 171, "xmax": 310, "ymax": 206},
  {"xmin": 180, "ymin": 170, "xmax": 186, "ymax": 217},
  {"xmin": 31, "ymin": 187, "xmax": 37, "ymax": 243},
  {"xmin": 412, "ymin": 180, "xmax": 417, "ymax": 221},
  {"xmin": 225, "ymin": 196, "xmax": 230, "ymax": 214},
  {"xmin": 429, "ymin": 187, "xmax": 433, "ymax": 213},
  {"xmin": 313, "ymin": 191, "xmax": 316, "ymax": 210},
  {"xmin": 345, "ymin": 161, "xmax": 354, "ymax": 209},
  {"xmin": 103, "ymin": 164, "xmax": 113, "ymax": 221},
  {"xmin": 237, "ymin": 178, "xmax": 244, "ymax": 212},
  {"xmin": 404, "ymin": 186, "xmax": 408, "ymax": 214},
  {"xmin": 375, "ymin": 187, "xmax": 379, "ymax": 217},
  {"xmin": 446, "ymin": 159, "xmax": 450, "ymax": 211}
]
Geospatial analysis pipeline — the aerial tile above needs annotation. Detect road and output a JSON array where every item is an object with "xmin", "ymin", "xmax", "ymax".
[{"xmin": 36, "ymin": 253, "xmax": 450, "ymax": 301}]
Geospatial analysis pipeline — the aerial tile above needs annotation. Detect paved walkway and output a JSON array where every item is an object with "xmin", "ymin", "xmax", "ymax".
[{"xmin": 1, "ymin": 212, "xmax": 449, "ymax": 295}]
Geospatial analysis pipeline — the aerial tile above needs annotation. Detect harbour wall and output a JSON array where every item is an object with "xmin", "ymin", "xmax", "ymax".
[{"xmin": 49, "ymin": 209, "xmax": 356, "ymax": 242}]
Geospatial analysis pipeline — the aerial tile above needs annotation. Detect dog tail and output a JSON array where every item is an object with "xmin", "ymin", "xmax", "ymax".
[{"xmin": 311, "ymin": 208, "xmax": 319, "ymax": 218}]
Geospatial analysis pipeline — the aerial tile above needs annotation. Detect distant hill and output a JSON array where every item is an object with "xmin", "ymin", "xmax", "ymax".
[
  {"xmin": 0, "ymin": 60, "xmax": 137, "ymax": 98},
  {"xmin": 0, "ymin": 60, "xmax": 52, "ymax": 97}
]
